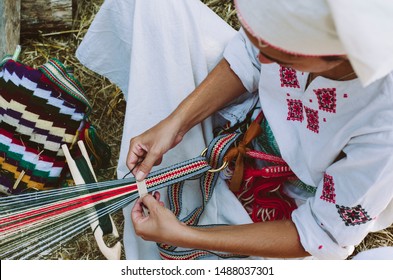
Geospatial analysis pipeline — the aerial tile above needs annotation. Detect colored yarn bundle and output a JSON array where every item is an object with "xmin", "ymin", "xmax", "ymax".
[{"xmin": 221, "ymin": 112, "xmax": 301, "ymax": 222}]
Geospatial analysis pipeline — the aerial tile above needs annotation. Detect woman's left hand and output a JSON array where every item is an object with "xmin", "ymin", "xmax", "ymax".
[{"xmin": 131, "ymin": 192, "xmax": 185, "ymax": 244}]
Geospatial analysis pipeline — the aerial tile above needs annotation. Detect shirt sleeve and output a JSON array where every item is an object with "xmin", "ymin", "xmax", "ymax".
[
  {"xmin": 223, "ymin": 28, "xmax": 261, "ymax": 93},
  {"xmin": 292, "ymin": 129, "xmax": 393, "ymax": 259}
]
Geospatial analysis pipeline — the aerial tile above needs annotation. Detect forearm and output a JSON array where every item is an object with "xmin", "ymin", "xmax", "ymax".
[
  {"xmin": 133, "ymin": 195, "xmax": 309, "ymax": 258},
  {"xmin": 170, "ymin": 58, "xmax": 247, "ymax": 136},
  {"xmin": 174, "ymin": 220, "xmax": 310, "ymax": 258}
]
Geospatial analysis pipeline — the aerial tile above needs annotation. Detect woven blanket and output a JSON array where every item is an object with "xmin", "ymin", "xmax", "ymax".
[{"xmin": 0, "ymin": 58, "xmax": 91, "ymax": 194}]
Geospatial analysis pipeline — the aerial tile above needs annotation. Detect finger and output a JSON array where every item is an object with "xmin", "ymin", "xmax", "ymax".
[
  {"xmin": 153, "ymin": 191, "xmax": 161, "ymax": 201},
  {"xmin": 127, "ymin": 142, "xmax": 147, "ymax": 170},
  {"xmin": 127, "ymin": 154, "xmax": 143, "ymax": 173},
  {"xmin": 136, "ymin": 158, "xmax": 163, "ymax": 177},
  {"xmin": 135, "ymin": 153, "xmax": 162, "ymax": 181},
  {"xmin": 154, "ymin": 158, "xmax": 163, "ymax": 166},
  {"xmin": 141, "ymin": 194, "xmax": 162, "ymax": 210},
  {"xmin": 153, "ymin": 191, "xmax": 165, "ymax": 206},
  {"xmin": 127, "ymin": 150, "xmax": 140, "ymax": 170},
  {"xmin": 131, "ymin": 199, "xmax": 148, "ymax": 223},
  {"xmin": 152, "ymin": 192, "xmax": 165, "ymax": 206}
]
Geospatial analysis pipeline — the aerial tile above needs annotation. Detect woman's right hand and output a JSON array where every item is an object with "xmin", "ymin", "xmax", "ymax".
[{"xmin": 127, "ymin": 116, "xmax": 185, "ymax": 181}]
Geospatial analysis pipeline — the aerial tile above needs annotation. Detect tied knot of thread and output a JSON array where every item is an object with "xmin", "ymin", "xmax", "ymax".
[{"xmin": 224, "ymin": 120, "xmax": 262, "ymax": 192}]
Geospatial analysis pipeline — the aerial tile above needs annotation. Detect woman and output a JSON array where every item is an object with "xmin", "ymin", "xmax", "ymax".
[{"xmin": 77, "ymin": 0, "xmax": 393, "ymax": 259}]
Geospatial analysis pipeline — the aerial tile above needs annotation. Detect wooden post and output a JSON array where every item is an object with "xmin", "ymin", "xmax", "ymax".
[
  {"xmin": 0, "ymin": 0, "xmax": 21, "ymax": 58},
  {"xmin": 21, "ymin": 0, "xmax": 75, "ymax": 37}
]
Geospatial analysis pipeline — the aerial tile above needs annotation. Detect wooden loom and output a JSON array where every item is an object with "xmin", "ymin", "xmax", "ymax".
[{"xmin": 62, "ymin": 141, "xmax": 121, "ymax": 260}]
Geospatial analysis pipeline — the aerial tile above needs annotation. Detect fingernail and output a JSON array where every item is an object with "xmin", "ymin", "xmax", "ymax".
[{"xmin": 136, "ymin": 171, "xmax": 145, "ymax": 181}]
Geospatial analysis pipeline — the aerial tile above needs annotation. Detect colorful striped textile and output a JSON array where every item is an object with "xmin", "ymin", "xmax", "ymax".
[
  {"xmin": 158, "ymin": 132, "xmax": 249, "ymax": 260},
  {"xmin": 0, "ymin": 159, "xmax": 205, "ymax": 259},
  {"xmin": 0, "ymin": 131, "xmax": 243, "ymax": 260},
  {"xmin": 0, "ymin": 58, "xmax": 93, "ymax": 194}
]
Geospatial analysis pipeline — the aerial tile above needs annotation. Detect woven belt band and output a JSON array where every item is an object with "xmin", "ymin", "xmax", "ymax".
[{"xmin": 158, "ymin": 132, "xmax": 249, "ymax": 260}]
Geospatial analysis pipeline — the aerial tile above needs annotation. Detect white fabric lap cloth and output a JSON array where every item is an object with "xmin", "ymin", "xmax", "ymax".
[
  {"xmin": 76, "ymin": 0, "xmax": 256, "ymax": 260},
  {"xmin": 77, "ymin": 0, "xmax": 393, "ymax": 260}
]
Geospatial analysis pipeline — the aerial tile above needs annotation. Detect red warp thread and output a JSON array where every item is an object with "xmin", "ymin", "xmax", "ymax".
[{"xmin": 233, "ymin": 159, "xmax": 297, "ymax": 223}]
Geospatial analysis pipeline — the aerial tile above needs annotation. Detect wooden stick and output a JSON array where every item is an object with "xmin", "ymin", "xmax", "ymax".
[{"xmin": 62, "ymin": 143, "xmax": 121, "ymax": 260}]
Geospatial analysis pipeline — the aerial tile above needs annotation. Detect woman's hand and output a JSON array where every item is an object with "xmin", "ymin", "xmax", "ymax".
[
  {"xmin": 131, "ymin": 192, "xmax": 185, "ymax": 244},
  {"xmin": 127, "ymin": 116, "xmax": 184, "ymax": 181}
]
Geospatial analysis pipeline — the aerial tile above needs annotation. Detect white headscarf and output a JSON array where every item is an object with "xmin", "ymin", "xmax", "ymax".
[{"xmin": 235, "ymin": 0, "xmax": 393, "ymax": 87}]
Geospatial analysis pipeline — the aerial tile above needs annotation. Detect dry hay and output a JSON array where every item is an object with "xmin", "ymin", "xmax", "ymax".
[
  {"xmin": 20, "ymin": 0, "xmax": 125, "ymax": 260},
  {"xmin": 16, "ymin": 0, "xmax": 393, "ymax": 260}
]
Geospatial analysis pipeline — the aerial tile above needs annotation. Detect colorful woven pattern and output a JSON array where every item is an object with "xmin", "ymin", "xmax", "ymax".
[
  {"xmin": 0, "ymin": 58, "xmax": 91, "ymax": 194},
  {"xmin": 159, "ymin": 132, "xmax": 248, "ymax": 260},
  {"xmin": 0, "ymin": 154, "xmax": 213, "ymax": 259},
  {"xmin": 0, "ymin": 126, "xmax": 249, "ymax": 260}
]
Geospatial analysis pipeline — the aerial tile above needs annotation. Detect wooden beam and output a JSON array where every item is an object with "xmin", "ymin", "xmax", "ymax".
[
  {"xmin": 0, "ymin": 0, "xmax": 21, "ymax": 58},
  {"xmin": 21, "ymin": 0, "xmax": 74, "ymax": 37}
]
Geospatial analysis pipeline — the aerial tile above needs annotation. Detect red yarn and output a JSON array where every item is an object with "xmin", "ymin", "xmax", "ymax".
[
  {"xmin": 223, "ymin": 111, "xmax": 298, "ymax": 222},
  {"xmin": 233, "ymin": 156, "xmax": 297, "ymax": 223}
]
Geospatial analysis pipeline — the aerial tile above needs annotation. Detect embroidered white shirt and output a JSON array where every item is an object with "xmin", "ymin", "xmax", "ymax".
[{"xmin": 224, "ymin": 29, "xmax": 393, "ymax": 259}]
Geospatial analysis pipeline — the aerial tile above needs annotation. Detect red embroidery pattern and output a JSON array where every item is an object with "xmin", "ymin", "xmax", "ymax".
[
  {"xmin": 314, "ymin": 88, "xmax": 337, "ymax": 113},
  {"xmin": 280, "ymin": 67, "xmax": 300, "ymax": 88},
  {"xmin": 320, "ymin": 173, "xmax": 336, "ymax": 203},
  {"xmin": 304, "ymin": 107, "xmax": 319, "ymax": 133},
  {"xmin": 287, "ymin": 99, "xmax": 303, "ymax": 122},
  {"xmin": 336, "ymin": 204, "xmax": 371, "ymax": 226}
]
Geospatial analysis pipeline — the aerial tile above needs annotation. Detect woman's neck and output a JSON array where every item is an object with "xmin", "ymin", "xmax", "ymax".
[{"xmin": 307, "ymin": 60, "xmax": 357, "ymax": 87}]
